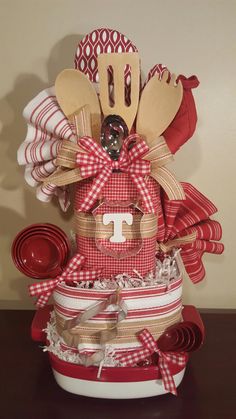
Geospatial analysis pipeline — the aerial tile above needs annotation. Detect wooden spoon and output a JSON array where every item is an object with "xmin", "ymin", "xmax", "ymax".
[
  {"xmin": 55, "ymin": 69, "xmax": 101, "ymax": 141},
  {"xmin": 97, "ymin": 52, "xmax": 140, "ymax": 132},
  {"xmin": 136, "ymin": 71, "xmax": 183, "ymax": 146}
]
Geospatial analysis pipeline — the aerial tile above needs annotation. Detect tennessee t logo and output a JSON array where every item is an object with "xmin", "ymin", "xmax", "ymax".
[{"xmin": 103, "ymin": 213, "xmax": 133, "ymax": 243}]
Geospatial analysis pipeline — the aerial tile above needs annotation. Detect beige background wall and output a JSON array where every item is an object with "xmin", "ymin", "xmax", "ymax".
[{"xmin": 0, "ymin": 0, "xmax": 235, "ymax": 309}]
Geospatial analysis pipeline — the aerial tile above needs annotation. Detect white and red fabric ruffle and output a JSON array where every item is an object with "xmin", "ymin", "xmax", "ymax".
[{"xmin": 17, "ymin": 88, "xmax": 77, "ymax": 211}]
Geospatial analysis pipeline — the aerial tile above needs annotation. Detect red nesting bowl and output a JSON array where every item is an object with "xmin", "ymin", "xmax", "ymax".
[
  {"xmin": 12, "ymin": 223, "xmax": 70, "ymax": 279},
  {"xmin": 20, "ymin": 236, "xmax": 62, "ymax": 276},
  {"xmin": 16, "ymin": 229, "xmax": 68, "ymax": 260},
  {"xmin": 171, "ymin": 327, "xmax": 185, "ymax": 350},
  {"xmin": 181, "ymin": 322, "xmax": 203, "ymax": 352},
  {"xmin": 177, "ymin": 326, "xmax": 192, "ymax": 351},
  {"xmin": 157, "ymin": 329, "xmax": 179, "ymax": 351}
]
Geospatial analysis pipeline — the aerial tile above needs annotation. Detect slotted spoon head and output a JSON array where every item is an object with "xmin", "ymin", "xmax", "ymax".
[
  {"xmin": 136, "ymin": 71, "xmax": 183, "ymax": 145},
  {"xmin": 55, "ymin": 69, "xmax": 101, "ymax": 140},
  {"xmin": 97, "ymin": 52, "xmax": 140, "ymax": 132}
]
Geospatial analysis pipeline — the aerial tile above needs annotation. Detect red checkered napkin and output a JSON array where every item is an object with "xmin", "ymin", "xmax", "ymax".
[
  {"xmin": 17, "ymin": 88, "xmax": 77, "ymax": 211},
  {"xmin": 157, "ymin": 182, "xmax": 224, "ymax": 283}
]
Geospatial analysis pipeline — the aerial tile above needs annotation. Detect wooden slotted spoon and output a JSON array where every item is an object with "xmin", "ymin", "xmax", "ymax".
[
  {"xmin": 97, "ymin": 52, "xmax": 140, "ymax": 132},
  {"xmin": 136, "ymin": 71, "xmax": 183, "ymax": 146},
  {"xmin": 55, "ymin": 69, "xmax": 101, "ymax": 140}
]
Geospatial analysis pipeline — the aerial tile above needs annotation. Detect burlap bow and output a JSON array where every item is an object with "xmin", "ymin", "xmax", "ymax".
[
  {"xmin": 116, "ymin": 328, "xmax": 187, "ymax": 395},
  {"xmin": 29, "ymin": 254, "xmax": 102, "ymax": 308},
  {"xmin": 44, "ymin": 134, "xmax": 185, "ymax": 211}
]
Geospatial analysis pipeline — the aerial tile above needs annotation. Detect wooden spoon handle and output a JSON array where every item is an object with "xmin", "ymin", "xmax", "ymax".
[
  {"xmin": 69, "ymin": 104, "xmax": 92, "ymax": 137},
  {"xmin": 55, "ymin": 69, "xmax": 101, "ymax": 140}
]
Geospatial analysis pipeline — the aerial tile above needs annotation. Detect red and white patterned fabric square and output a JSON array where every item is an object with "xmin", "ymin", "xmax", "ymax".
[
  {"xmin": 74, "ymin": 28, "xmax": 138, "ymax": 105},
  {"xmin": 74, "ymin": 173, "xmax": 161, "ymax": 211}
]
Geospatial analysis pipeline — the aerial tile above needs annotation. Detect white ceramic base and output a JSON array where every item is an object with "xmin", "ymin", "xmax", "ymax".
[{"xmin": 52, "ymin": 368, "xmax": 186, "ymax": 399}]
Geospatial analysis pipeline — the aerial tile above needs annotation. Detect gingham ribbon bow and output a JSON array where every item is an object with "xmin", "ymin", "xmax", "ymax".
[
  {"xmin": 76, "ymin": 134, "xmax": 155, "ymax": 213},
  {"xmin": 116, "ymin": 329, "xmax": 187, "ymax": 395},
  {"xmin": 29, "ymin": 254, "xmax": 102, "ymax": 308}
]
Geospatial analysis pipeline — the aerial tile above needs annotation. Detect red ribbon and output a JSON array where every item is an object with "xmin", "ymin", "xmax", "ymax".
[
  {"xmin": 29, "ymin": 254, "xmax": 102, "ymax": 308},
  {"xmin": 116, "ymin": 329, "xmax": 187, "ymax": 395},
  {"xmin": 76, "ymin": 134, "xmax": 155, "ymax": 213}
]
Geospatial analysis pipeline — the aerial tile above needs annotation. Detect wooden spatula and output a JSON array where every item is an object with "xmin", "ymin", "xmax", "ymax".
[
  {"xmin": 97, "ymin": 52, "xmax": 140, "ymax": 132},
  {"xmin": 55, "ymin": 69, "xmax": 101, "ymax": 141},
  {"xmin": 136, "ymin": 71, "xmax": 183, "ymax": 146}
]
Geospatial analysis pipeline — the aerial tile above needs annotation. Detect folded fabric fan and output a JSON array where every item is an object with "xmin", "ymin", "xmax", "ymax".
[{"xmin": 157, "ymin": 182, "xmax": 224, "ymax": 283}]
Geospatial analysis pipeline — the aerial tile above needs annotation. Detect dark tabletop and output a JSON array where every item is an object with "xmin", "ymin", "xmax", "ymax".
[{"xmin": 1, "ymin": 310, "xmax": 236, "ymax": 419}]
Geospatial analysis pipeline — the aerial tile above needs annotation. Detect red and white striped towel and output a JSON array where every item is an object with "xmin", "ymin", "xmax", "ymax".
[{"xmin": 17, "ymin": 87, "xmax": 77, "ymax": 211}]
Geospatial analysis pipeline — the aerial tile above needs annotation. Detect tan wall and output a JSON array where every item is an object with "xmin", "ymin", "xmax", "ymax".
[{"xmin": 0, "ymin": 0, "xmax": 234, "ymax": 309}]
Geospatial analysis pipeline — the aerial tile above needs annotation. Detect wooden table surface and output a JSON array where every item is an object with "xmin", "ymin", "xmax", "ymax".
[{"xmin": 1, "ymin": 310, "xmax": 236, "ymax": 419}]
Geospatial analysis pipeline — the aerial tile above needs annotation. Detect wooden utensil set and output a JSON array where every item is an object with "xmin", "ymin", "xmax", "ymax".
[{"xmin": 55, "ymin": 52, "xmax": 183, "ymax": 147}]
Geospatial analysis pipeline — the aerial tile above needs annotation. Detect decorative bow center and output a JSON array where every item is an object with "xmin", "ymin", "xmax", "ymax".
[
  {"xmin": 116, "ymin": 328, "xmax": 187, "ymax": 395},
  {"xmin": 29, "ymin": 253, "xmax": 102, "ymax": 308},
  {"xmin": 76, "ymin": 134, "xmax": 155, "ymax": 213},
  {"xmin": 111, "ymin": 160, "xmax": 120, "ymax": 170}
]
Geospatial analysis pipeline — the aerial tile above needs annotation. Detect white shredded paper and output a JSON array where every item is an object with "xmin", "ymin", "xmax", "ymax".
[
  {"xmin": 43, "ymin": 312, "xmax": 120, "ymax": 368},
  {"xmin": 66, "ymin": 250, "xmax": 181, "ymax": 290}
]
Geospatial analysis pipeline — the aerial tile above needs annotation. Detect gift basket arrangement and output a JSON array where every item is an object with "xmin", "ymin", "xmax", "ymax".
[{"xmin": 12, "ymin": 28, "xmax": 224, "ymax": 398}]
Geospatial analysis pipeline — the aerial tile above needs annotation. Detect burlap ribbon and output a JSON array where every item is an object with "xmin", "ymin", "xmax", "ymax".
[
  {"xmin": 157, "ymin": 232, "xmax": 197, "ymax": 253},
  {"xmin": 74, "ymin": 212, "xmax": 157, "ymax": 239},
  {"xmin": 56, "ymin": 308, "xmax": 182, "ymax": 347},
  {"xmin": 44, "ymin": 135, "xmax": 185, "ymax": 205}
]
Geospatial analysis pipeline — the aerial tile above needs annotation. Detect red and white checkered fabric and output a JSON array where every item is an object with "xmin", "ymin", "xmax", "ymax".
[
  {"xmin": 76, "ymin": 134, "xmax": 153, "ymax": 213},
  {"xmin": 76, "ymin": 237, "xmax": 157, "ymax": 277},
  {"xmin": 157, "ymin": 182, "xmax": 224, "ymax": 283},
  {"xmin": 75, "ymin": 174, "xmax": 160, "ymax": 276},
  {"xmin": 29, "ymin": 254, "xmax": 101, "ymax": 308},
  {"xmin": 75, "ymin": 173, "xmax": 161, "ymax": 209},
  {"xmin": 116, "ymin": 328, "xmax": 187, "ymax": 395}
]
